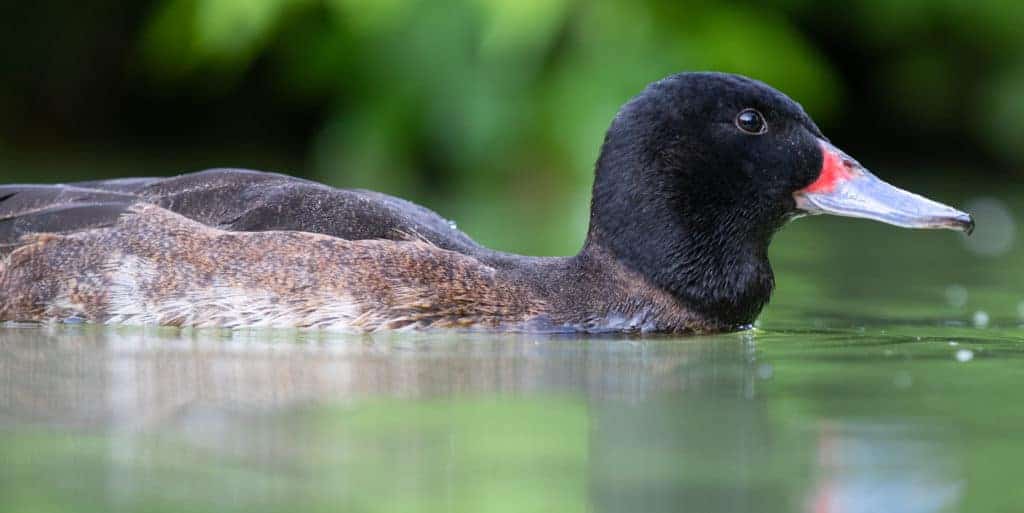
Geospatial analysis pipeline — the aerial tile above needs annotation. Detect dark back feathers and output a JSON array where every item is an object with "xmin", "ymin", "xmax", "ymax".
[{"xmin": 0, "ymin": 169, "xmax": 485, "ymax": 257}]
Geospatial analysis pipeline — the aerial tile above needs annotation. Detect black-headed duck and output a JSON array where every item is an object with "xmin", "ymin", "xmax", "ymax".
[{"xmin": 0, "ymin": 72, "xmax": 973, "ymax": 333}]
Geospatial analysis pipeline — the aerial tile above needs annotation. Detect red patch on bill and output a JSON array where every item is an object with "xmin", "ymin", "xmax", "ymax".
[{"xmin": 800, "ymin": 145, "xmax": 855, "ymax": 194}]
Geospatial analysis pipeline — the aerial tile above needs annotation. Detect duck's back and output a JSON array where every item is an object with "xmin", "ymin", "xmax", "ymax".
[{"xmin": 0, "ymin": 169, "xmax": 485, "ymax": 256}]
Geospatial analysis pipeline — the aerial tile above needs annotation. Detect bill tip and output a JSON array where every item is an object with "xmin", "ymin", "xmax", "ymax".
[{"xmin": 961, "ymin": 213, "xmax": 976, "ymax": 236}]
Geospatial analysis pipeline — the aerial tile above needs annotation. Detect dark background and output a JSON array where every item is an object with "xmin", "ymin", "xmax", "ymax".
[{"xmin": 1, "ymin": 0, "xmax": 1020, "ymax": 252}]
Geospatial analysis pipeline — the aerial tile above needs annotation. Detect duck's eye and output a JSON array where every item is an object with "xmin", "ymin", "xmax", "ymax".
[{"xmin": 735, "ymin": 109, "xmax": 767, "ymax": 135}]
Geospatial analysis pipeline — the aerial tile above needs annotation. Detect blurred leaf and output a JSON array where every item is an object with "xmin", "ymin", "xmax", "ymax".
[
  {"xmin": 975, "ymin": 66, "xmax": 1024, "ymax": 164},
  {"xmin": 140, "ymin": 0, "xmax": 302, "ymax": 82}
]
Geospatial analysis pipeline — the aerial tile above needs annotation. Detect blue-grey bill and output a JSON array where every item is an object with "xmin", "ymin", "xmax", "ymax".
[{"xmin": 793, "ymin": 141, "xmax": 974, "ymax": 235}]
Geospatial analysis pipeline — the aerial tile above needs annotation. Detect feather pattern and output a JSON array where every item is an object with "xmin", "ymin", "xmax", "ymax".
[{"xmin": 1, "ymin": 204, "xmax": 545, "ymax": 332}]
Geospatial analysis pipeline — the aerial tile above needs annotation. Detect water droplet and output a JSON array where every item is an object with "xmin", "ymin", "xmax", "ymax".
[
  {"xmin": 972, "ymin": 310, "xmax": 990, "ymax": 328},
  {"xmin": 962, "ymin": 197, "xmax": 1016, "ymax": 256},
  {"xmin": 956, "ymin": 349, "xmax": 974, "ymax": 362},
  {"xmin": 756, "ymin": 363, "xmax": 773, "ymax": 380},
  {"xmin": 948, "ymin": 341, "xmax": 959, "ymax": 346},
  {"xmin": 447, "ymin": 220, "xmax": 458, "ymax": 230},
  {"xmin": 945, "ymin": 285, "xmax": 968, "ymax": 308}
]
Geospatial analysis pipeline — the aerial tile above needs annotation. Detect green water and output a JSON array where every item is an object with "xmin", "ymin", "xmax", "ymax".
[{"xmin": 1, "ymin": 181, "xmax": 1022, "ymax": 513}]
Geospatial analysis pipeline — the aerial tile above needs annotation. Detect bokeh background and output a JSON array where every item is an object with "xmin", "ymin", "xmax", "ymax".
[{"xmin": 2, "ymin": 0, "xmax": 1022, "ymax": 254}]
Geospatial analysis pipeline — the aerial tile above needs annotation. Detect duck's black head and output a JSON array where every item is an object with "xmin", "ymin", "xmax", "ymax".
[{"xmin": 584, "ymin": 72, "xmax": 972, "ymax": 328}]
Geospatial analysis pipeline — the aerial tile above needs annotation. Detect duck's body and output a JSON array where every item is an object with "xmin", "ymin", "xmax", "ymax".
[
  {"xmin": 0, "ymin": 170, "xmax": 710, "ymax": 332},
  {"xmin": 0, "ymin": 73, "xmax": 972, "ymax": 333}
]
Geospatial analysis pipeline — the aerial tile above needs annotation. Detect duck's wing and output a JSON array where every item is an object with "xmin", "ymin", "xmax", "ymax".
[
  {"xmin": 0, "ymin": 185, "xmax": 139, "ymax": 254},
  {"xmin": 1, "ymin": 169, "xmax": 485, "ymax": 256},
  {"xmin": 135, "ymin": 169, "xmax": 483, "ymax": 254}
]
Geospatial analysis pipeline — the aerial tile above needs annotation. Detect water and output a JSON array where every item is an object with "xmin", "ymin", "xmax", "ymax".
[{"xmin": 2, "ymin": 182, "xmax": 1023, "ymax": 513}]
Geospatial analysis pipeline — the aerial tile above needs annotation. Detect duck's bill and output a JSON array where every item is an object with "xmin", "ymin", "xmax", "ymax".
[{"xmin": 793, "ymin": 140, "xmax": 974, "ymax": 234}]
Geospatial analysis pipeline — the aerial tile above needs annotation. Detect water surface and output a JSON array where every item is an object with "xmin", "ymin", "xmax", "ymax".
[{"xmin": 1, "ymin": 183, "xmax": 1022, "ymax": 513}]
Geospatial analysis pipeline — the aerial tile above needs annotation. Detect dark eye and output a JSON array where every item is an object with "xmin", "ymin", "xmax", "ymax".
[{"xmin": 735, "ymin": 109, "xmax": 767, "ymax": 135}]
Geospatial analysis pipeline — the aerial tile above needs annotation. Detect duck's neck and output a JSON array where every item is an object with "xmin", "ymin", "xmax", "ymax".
[{"xmin": 577, "ymin": 204, "xmax": 778, "ymax": 331}]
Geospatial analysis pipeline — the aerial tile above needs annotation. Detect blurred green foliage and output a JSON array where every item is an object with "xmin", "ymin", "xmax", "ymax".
[
  {"xmin": 126, "ymin": 0, "xmax": 1024, "ymax": 183},
  {"xmin": 137, "ymin": 0, "xmax": 839, "ymax": 197}
]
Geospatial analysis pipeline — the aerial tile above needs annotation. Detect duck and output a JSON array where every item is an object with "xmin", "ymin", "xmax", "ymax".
[{"xmin": 0, "ymin": 72, "xmax": 973, "ymax": 333}]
